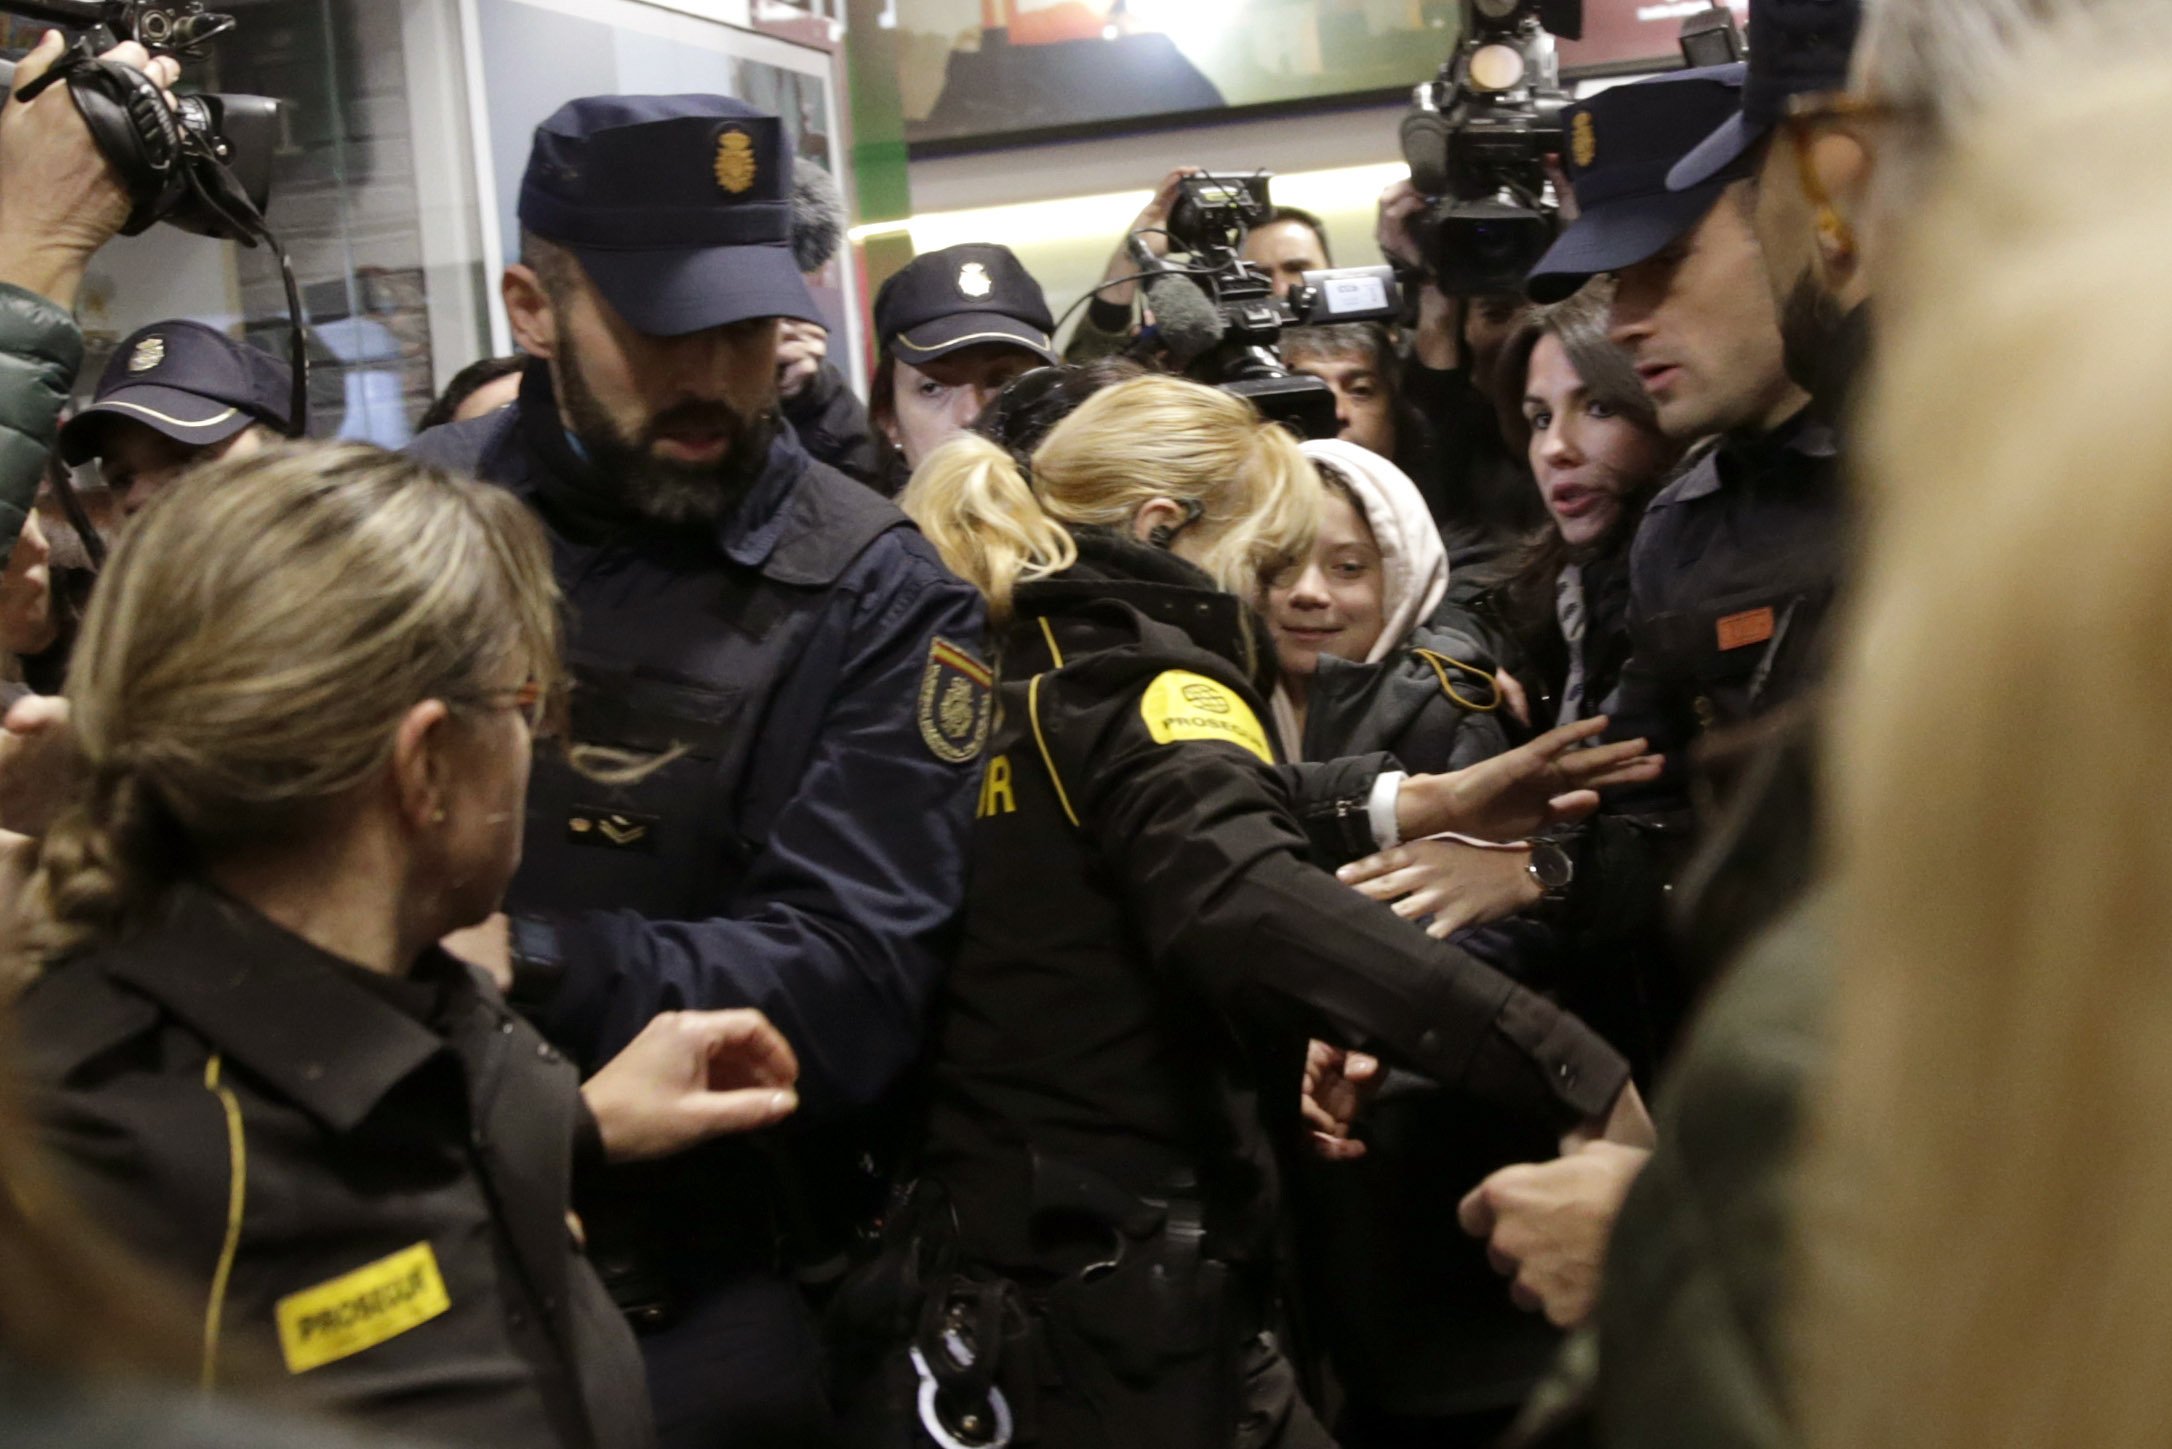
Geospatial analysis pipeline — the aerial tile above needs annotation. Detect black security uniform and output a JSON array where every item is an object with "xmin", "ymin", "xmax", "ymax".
[
  {"xmin": 17, "ymin": 884, "xmax": 650, "ymax": 1449},
  {"xmin": 844, "ymin": 531, "xmax": 1629, "ymax": 1449}
]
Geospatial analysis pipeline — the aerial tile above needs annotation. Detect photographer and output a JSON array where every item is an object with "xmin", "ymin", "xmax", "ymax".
[
  {"xmin": 0, "ymin": 29, "xmax": 175, "ymax": 559},
  {"xmin": 0, "ymin": 29, "xmax": 177, "ymax": 840},
  {"xmin": 1375, "ymin": 181, "xmax": 1548, "ymax": 552},
  {"xmin": 1065, "ymin": 167, "xmax": 1331, "ymax": 362}
]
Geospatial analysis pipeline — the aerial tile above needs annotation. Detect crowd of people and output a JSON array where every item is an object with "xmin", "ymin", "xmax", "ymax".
[{"xmin": 0, "ymin": 0, "xmax": 2163, "ymax": 1446}]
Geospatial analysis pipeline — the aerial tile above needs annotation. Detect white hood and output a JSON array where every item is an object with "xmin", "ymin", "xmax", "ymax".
[{"xmin": 1271, "ymin": 439, "xmax": 1449, "ymax": 758}]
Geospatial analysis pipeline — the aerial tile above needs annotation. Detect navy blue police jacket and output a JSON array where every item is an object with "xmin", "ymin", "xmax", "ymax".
[{"xmin": 407, "ymin": 363, "xmax": 985, "ymax": 1113}]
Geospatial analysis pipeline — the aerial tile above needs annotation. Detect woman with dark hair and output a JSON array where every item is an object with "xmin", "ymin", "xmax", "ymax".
[{"xmin": 1487, "ymin": 291, "xmax": 1684, "ymax": 730}]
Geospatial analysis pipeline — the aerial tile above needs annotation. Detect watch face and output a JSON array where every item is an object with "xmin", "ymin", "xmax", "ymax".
[{"xmin": 1530, "ymin": 843, "xmax": 1573, "ymax": 892}]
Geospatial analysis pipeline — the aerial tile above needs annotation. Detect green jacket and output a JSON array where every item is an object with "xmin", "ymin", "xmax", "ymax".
[
  {"xmin": 0, "ymin": 281, "xmax": 85, "ymax": 557},
  {"xmin": 1512, "ymin": 892, "xmax": 1830, "ymax": 1449}
]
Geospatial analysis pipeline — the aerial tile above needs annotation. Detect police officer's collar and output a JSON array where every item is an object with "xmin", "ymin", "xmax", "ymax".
[
  {"xmin": 94, "ymin": 882, "xmax": 474, "ymax": 1136},
  {"xmin": 511, "ymin": 357, "xmax": 808, "ymax": 565}
]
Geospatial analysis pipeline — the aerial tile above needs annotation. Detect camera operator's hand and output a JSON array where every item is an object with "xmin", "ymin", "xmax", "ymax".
[
  {"xmin": 1338, "ymin": 837, "xmax": 1541, "ymax": 939},
  {"xmin": 1096, "ymin": 166, "xmax": 1198, "ymax": 312},
  {"xmin": 1376, "ymin": 178, "xmax": 1427, "ymax": 271},
  {"xmin": 1378, "ymin": 177, "xmax": 1465, "ymax": 371},
  {"xmin": 776, "ymin": 319, "xmax": 828, "ymax": 402},
  {"xmin": 0, "ymin": 31, "xmax": 180, "ymax": 309},
  {"xmin": 1394, "ymin": 715, "xmax": 1662, "ymax": 844}
]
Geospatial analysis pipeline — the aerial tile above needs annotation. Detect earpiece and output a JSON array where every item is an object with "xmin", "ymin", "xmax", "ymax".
[{"xmin": 1147, "ymin": 525, "xmax": 1178, "ymax": 549}]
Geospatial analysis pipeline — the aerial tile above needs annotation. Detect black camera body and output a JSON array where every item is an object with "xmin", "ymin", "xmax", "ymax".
[
  {"xmin": 1400, "ymin": 0, "xmax": 1582, "ymax": 295},
  {"xmin": 1155, "ymin": 171, "xmax": 1401, "ymax": 439},
  {"xmin": 0, "ymin": 0, "xmax": 276, "ymax": 241}
]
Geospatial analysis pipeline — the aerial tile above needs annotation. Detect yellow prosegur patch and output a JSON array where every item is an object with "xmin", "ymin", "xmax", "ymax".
[
  {"xmin": 1139, "ymin": 671, "xmax": 1274, "ymax": 764},
  {"xmin": 275, "ymin": 1241, "xmax": 451, "ymax": 1374}
]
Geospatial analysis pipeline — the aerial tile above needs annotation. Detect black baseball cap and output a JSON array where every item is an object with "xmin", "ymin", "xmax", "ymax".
[
  {"xmin": 60, "ymin": 320, "xmax": 293, "ymax": 465},
  {"xmin": 873, "ymin": 244, "xmax": 1058, "ymax": 367},
  {"xmin": 1669, "ymin": 0, "xmax": 1864, "ymax": 192},
  {"xmin": 1525, "ymin": 64, "xmax": 1752, "ymax": 304},
  {"xmin": 520, "ymin": 94, "xmax": 819, "ymax": 337}
]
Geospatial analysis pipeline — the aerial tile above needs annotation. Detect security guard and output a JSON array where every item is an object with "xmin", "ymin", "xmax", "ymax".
[
  {"xmin": 407, "ymin": 95, "xmax": 987, "ymax": 1447},
  {"xmin": 841, "ymin": 376, "xmax": 1644, "ymax": 1449},
  {"xmin": 58, "ymin": 319, "xmax": 294, "ymax": 518}
]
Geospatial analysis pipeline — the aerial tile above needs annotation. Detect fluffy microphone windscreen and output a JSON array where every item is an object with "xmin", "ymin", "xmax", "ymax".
[{"xmin": 791, "ymin": 157, "xmax": 848, "ymax": 276}]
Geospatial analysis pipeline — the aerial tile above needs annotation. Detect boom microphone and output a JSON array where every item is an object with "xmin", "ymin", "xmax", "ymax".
[
  {"xmin": 790, "ymin": 156, "xmax": 848, "ymax": 276},
  {"xmin": 1125, "ymin": 234, "xmax": 1221, "ymax": 369}
]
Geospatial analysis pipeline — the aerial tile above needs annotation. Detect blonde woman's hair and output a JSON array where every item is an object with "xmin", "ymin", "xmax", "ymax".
[
  {"xmin": 14, "ymin": 442, "xmax": 563, "ymax": 973},
  {"xmin": 900, "ymin": 374, "xmax": 1320, "ymax": 625},
  {"xmin": 1797, "ymin": 42, "xmax": 2172, "ymax": 1449}
]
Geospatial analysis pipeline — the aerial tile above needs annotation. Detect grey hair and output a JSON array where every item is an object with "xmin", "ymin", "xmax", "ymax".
[{"xmin": 1857, "ymin": 0, "xmax": 2172, "ymax": 229}]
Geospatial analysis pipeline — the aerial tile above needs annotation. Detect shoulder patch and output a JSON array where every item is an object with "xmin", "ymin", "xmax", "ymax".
[
  {"xmin": 275, "ymin": 1241, "xmax": 451, "ymax": 1373},
  {"xmin": 1139, "ymin": 670, "xmax": 1274, "ymax": 764},
  {"xmin": 919, "ymin": 637, "xmax": 993, "ymax": 763}
]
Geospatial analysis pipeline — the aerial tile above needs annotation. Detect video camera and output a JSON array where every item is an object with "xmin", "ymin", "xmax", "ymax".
[
  {"xmin": 0, "ymin": 1, "xmax": 280, "ymax": 242},
  {"xmin": 1145, "ymin": 171, "xmax": 1402, "ymax": 439},
  {"xmin": 1398, "ymin": 0, "xmax": 1582, "ymax": 296},
  {"xmin": 0, "ymin": 0, "xmax": 305, "ymax": 559}
]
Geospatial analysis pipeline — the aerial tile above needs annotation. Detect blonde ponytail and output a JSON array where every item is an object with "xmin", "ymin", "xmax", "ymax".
[
  {"xmin": 901, "ymin": 432, "xmax": 1076, "ymax": 626},
  {"xmin": 901, "ymin": 375, "xmax": 1320, "ymax": 627}
]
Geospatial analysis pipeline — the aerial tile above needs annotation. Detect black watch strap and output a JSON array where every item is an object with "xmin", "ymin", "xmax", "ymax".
[{"xmin": 505, "ymin": 916, "xmax": 565, "ymax": 1012}]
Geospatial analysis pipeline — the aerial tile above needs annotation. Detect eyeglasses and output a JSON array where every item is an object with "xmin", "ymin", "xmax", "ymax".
[
  {"xmin": 1775, "ymin": 91, "xmax": 1916, "ymax": 239},
  {"xmin": 466, "ymin": 678, "xmax": 550, "ymax": 735}
]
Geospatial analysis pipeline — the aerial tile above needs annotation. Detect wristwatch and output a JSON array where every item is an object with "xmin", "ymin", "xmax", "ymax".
[
  {"xmin": 1526, "ymin": 839, "xmax": 1575, "ymax": 903},
  {"xmin": 505, "ymin": 915, "xmax": 566, "ymax": 1013}
]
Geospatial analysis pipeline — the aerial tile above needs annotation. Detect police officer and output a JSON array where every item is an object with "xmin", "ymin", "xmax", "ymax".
[
  {"xmin": 58, "ymin": 318, "xmax": 295, "ymax": 518},
  {"xmin": 845, "ymin": 374, "xmax": 1651, "ymax": 1449},
  {"xmin": 868, "ymin": 242, "xmax": 1057, "ymax": 491},
  {"xmin": 1527, "ymin": 65, "xmax": 1842, "ymax": 789},
  {"xmin": 405, "ymin": 95, "xmax": 987, "ymax": 1447},
  {"xmin": 15, "ymin": 442, "xmax": 801, "ymax": 1449}
]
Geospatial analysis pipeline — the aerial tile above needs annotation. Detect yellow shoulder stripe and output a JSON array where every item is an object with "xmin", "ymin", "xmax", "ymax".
[
  {"xmin": 1027, "ymin": 673, "xmax": 1080, "ymax": 828},
  {"xmin": 1138, "ymin": 670, "xmax": 1275, "ymax": 764},
  {"xmin": 201, "ymin": 1052, "xmax": 247, "ymax": 1389}
]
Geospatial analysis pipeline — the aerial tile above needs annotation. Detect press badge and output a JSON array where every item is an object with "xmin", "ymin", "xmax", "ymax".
[
  {"xmin": 275, "ymin": 1241, "xmax": 451, "ymax": 1373},
  {"xmin": 1139, "ymin": 671, "xmax": 1275, "ymax": 764}
]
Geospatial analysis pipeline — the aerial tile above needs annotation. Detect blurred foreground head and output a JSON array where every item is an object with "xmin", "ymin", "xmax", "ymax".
[{"xmin": 1801, "ymin": 11, "xmax": 2172, "ymax": 1449}]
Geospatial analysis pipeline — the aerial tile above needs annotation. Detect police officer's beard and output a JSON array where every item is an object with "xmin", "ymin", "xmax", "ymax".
[
  {"xmin": 1779, "ymin": 266, "xmax": 1848, "ymax": 398},
  {"xmin": 557, "ymin": 345, "xmax": 779, "ymax": 527}
]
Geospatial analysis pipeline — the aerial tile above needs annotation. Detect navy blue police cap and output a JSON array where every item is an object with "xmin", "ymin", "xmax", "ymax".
[
  {"xmin": 873, "ymin": 244, "xmax": 1058, "ymax": 367},
  {"xmin": 59, "ymin": 319, "xmax": 293, "ymax": 465},
  {"xmin": 1670, "ymin": 0, "xmax": 1864, "ymax": 191},
  {"xmin": 1525, "ymin": 64, "xmax": 1751, "ymax": 303},
  {"xmin": 520, "ymin": 94, "xmax": 819, "ymax": 337}
]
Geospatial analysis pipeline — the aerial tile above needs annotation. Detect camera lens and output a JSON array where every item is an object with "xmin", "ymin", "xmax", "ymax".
[{"xmin": 1467, "ymin": 43, "xmax": 1527, "ymax": 92}]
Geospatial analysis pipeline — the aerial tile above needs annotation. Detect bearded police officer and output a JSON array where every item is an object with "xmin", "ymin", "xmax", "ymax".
[{"xmin": 408, "ymin": 95, "xmax": 986, "ymax": 1448}]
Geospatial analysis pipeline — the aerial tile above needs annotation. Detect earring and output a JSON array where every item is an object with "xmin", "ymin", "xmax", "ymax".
[{"xmin": 430, "ymin": 808, "xmax": 448, "ymax": 825}]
